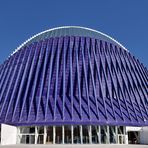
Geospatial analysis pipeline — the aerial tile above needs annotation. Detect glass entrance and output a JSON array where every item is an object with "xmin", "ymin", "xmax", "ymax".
[{"xmin": 17, "ymin": 125, "xmax": 127, "ymax": 144}]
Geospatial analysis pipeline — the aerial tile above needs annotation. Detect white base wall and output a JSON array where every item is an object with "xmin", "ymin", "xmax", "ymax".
[
  {"xmin": 140, "ymin": 126, "xmax": 148, "ymax": 144},
  {"xmin": 1, "ymin": 124, "xmax": 17, "ymax": 145}
]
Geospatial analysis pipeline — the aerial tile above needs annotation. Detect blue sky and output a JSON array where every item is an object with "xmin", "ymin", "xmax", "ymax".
[{"xmin": 0, "ymin": 0, "xmax": 148, "ymax": 67}]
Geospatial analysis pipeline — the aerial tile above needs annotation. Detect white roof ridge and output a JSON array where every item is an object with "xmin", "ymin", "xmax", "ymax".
[{"xmin": 11, "ymin": 26, "xmax": 128, "ymax": 56}]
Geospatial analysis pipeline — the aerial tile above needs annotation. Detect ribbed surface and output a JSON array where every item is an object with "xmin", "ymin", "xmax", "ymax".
[
  {"xmin": 24, "ymin": 27, "xmax": 124, "ymax": 48},
  {"xmin": 0, "ymin": 36, "xmax": 147, "ymax": 126}
]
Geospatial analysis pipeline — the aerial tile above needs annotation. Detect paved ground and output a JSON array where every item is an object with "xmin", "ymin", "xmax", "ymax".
[{"xmin": 0, "ymin": 145, "xmax": 148, "ymax": 148}]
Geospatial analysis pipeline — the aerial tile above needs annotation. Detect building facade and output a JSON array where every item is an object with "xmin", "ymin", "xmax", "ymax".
[{"xmin": 0, "ymin": 26, "xmax": 147, "ymax": 145}]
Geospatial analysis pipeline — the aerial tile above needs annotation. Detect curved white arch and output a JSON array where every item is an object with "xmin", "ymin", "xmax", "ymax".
[{"xmin": 11, "ymin": 26, "xmax": 128, "ymax": 56}]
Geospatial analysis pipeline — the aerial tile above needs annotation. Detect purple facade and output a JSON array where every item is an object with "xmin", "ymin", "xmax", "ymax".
[{"xmin": 0, "ymin": 28, "xmax": 148, "ymax": 127}]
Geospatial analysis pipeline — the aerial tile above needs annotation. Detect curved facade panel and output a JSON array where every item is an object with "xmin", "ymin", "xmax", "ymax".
[{"xmin": 0, "ymin": 27, "xmax": 147, "ymax": 127}]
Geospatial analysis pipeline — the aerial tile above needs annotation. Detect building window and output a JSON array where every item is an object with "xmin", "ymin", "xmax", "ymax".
[
  {"xmin": 55, "ymin": 126, "xmax": 62, "ymax": 144},
  {"xmin": 46, "ymin": 126, "xmax": 53, "ymax": 144},
  {"xmin": 109, "ymin": 126, "xmax": 116, "ymax": 144},
  {"xmin": 20, "ymin": 127, "xmax": 35, "ymax": 134},
  {"xmin": 101, "ymin": 126, "xmax": 107, "ymax": 144},
  {"xmin": 37, "ymin": 127, "xmax": 44, "ymax": 144},
  {"xmin": 82, "ymin": 125, "xmax": 89, "ymax": 144},
  {"xmin": 73, "ymin": 125, "xmax": 81, "ymax": 144},
  {"xmin": 64, "ymin": 125, "xmax": 71, "ymax": 144},
  {"xmin": 117, "ymin": 126, "xmax": 125, "ymax": 144},
  {"xmin": 92, "ymin": 125, "xmax": 99, "ymax": 144},
  {"xmin": 20, "ymin": 135, "xmax": 35, "ymax": 144},
  {"xmin": 18, "ymin": 127, "xmax": 35, "ymax": 144}
]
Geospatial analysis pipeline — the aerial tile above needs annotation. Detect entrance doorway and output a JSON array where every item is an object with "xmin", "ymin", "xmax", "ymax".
[{"xmin": 128, "ymin": 131, "xmax": 139, "ymax": 144}]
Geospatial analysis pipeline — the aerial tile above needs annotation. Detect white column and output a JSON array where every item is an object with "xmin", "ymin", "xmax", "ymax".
[
  {"xmin": 44, "ymin": 126, "xmax": 46, "ymax": 144},
  {"xmin": 53, "ymin": 126, "xmax": 56, "ymax": 144},
  {"xmin": 124, "ymin": 126, "xmax": 128, "ymax": 144},
  {"xmin": 80, "ymin": 125, "xmax": 83, "ymax": 144},
  {"xmin": 16, "ymin": 127, "xmax": 20, "ymax": 144},
  {"xmin": 98, "ymin": 125, "xmax": 101, "ymax": 144},
  {"xmin": 89, "ymin": 125, "xmax": 92, "ymax": 144},
  {"xmin": 35, "ymin": 126, "xmax": 38, "ymax": 144},
  {"xmin": 62, "ymin": 126, "xmax": 64, "ymax": 144},
  {"xmin": 71, "ymin": 125, "xmax": 73, "ymax": 144},
  {"xmin": 115, "ymin": 126, "xmax": 118, "ymax": 144},
  {"xmin": 106, "ymin": 126, "xmax": 110, "ymax": 144},
  {"xmin": 1, "ymin": 124, "xmax": 17, "ymax": 145}
]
